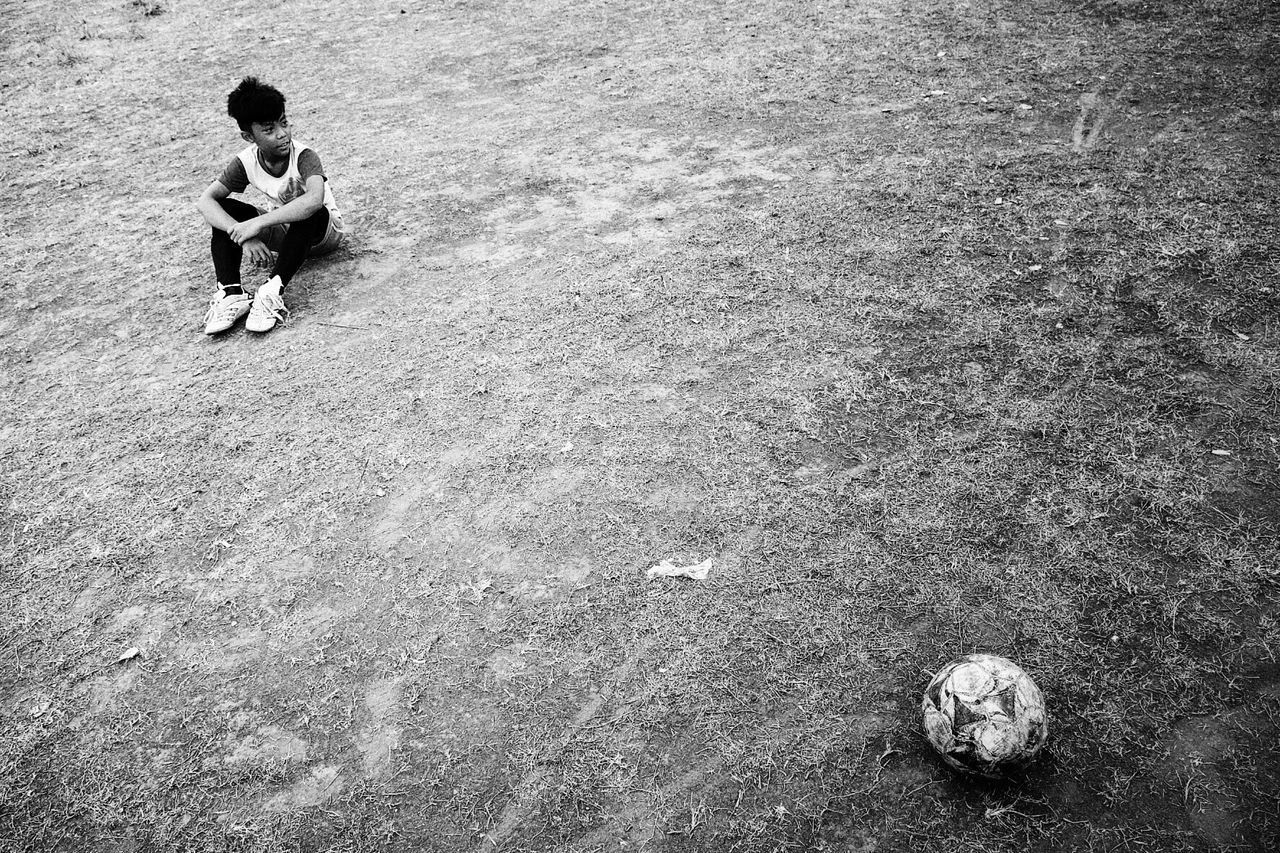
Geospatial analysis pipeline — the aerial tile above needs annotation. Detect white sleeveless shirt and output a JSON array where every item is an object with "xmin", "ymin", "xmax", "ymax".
[{"xmin": 235, "ymin": 140, "xmax": 343, "ymax": 231}]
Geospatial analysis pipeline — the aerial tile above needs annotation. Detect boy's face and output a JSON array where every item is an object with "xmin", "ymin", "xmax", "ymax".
[{"xmin": 242, "ymin": 114, "xmax": 291, "ymax": 158}]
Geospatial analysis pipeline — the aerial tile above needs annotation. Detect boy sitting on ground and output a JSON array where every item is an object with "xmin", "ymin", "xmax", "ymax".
[{"xmin": 197, "ymin": 76, "xmax": 346, "ymax": 334}]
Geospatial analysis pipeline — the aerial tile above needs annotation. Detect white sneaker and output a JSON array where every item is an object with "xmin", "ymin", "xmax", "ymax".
[
  {"xmin": 203, "ymin": 288, "xmax": 252, "ymax": 334},
  {"xmin": 246, "ymin": 277, "xmax": 288, "ymax": 333}
]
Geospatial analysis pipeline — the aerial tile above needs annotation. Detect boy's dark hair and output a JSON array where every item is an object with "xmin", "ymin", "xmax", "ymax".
[{"xmin": 227, "ymin": 77, "xmax": 286, "ymax": 132}]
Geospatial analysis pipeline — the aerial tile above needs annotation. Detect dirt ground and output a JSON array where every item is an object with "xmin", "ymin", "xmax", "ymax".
[{"xmin": 2, "ymin": 0, "xmax": 1278, "ymax": 850}]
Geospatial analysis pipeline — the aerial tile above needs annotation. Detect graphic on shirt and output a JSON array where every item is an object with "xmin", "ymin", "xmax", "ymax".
[
  {"xmin": 280, "ymin": 177, "xmax": 307, "ymax": 205},
  {"xmin": 229, "ymin": 140, "xmax": 343, "ymax": 226}
]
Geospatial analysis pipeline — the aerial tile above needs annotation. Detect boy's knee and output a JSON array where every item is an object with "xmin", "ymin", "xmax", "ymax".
[{"xmin": 303, "ymin": 207, "xmax": 331, "ymax": 237}]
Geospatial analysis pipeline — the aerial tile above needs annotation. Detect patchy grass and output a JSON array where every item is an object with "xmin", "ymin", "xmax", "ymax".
[{"xmin": 1, "ymin": 0, "xmax": 1278, "ymax": 851}]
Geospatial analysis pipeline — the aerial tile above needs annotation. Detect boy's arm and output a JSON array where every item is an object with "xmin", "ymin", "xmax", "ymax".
[
  {"xmin": 196, "ymin": 180, "xmax": 242, "ymax": 232},
  {"xmin": 227, "ymin": 176, "xmax": 325, "ymax": 244},
  {"xmin": 196, "ymin": 180, "xmax": 272, "ymax": 266}
]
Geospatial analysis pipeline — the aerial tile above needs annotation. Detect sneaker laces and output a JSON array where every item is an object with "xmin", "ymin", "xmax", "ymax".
[{"xmin": 253, "ymin": 291, "xmax": 289, "ymax": 325}]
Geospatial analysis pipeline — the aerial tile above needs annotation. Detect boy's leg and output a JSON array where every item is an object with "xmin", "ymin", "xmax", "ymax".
[
  {"xmin": 210, "ymin": 197, "xmax": 265, "ymax": 294},
  {"xmin": 245, "ymin": 207, "xmax": 330, "ymax": 333},
  {"xmin": 204, "ymin": 198, "xmax": 263, "ymax": 335},
  {"xmin": 309, "ymin": 211, "xmax": 346, "ymax": 256},
  {"xmin": 271, "ymin": 207, "xmax": 331, "ymax": 288}
]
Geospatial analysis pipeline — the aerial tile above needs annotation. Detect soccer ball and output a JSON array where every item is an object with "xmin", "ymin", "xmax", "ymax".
[{"xmin": 921, "ymin": 654, "xmax": 1048, "ymax": 777}]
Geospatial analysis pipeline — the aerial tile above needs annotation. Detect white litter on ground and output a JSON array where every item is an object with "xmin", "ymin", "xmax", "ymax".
[{"xmin": 645, "ymin": 557, "xmax": 714, "ymax": 580}]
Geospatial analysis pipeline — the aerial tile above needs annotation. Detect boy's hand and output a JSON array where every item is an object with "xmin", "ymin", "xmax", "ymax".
[
  {"xmin": 242, "ymin": 237, "xmax": 273, "ymax": 267},
  {"xmin": 228, "ymin": 219, "xmax": 264, "ymax": 245}
]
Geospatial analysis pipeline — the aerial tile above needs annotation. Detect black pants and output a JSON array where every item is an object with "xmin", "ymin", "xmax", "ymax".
[{"xmin": 210, "ymin": 197, "xmax": 330, "ymax": 288}]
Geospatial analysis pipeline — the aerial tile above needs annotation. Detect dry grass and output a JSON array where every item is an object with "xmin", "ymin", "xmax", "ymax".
[{"xmin": 2, "ymin": 0, "xmax": 1279, "ymax": 850}]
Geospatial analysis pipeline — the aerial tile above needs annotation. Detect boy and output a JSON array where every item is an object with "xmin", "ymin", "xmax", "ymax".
[{"xmin": 196, "ymin": 77, "xmax": 345, "ymax": 334}]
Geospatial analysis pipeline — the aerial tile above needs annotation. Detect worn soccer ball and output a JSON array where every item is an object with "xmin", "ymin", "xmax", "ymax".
[{"xmin": 921, "ymin": 654, "xmax": 1048, "ymax": 778}]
